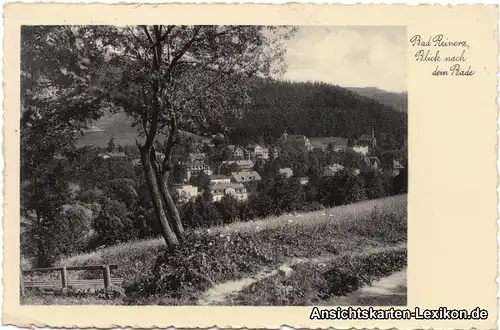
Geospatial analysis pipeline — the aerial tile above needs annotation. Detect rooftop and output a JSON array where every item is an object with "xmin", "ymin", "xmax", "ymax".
[
  {"xmin": 211, "ymin": 182, "xmax": 245, "ymax": 191},
  {"xmin": 231, "ymin": 171, "xmax": 262, "ymax": 182}
]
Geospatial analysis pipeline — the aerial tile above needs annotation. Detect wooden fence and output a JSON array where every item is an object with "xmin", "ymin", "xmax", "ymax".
[{"xmin": 20, "ymin": 264, "xmax": 124, "ymax": 295}]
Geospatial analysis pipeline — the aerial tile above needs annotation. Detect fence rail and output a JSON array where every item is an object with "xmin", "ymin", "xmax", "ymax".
[{"xmin": 20, "ymin": 264, "xmax": 123, "ymax": 295}]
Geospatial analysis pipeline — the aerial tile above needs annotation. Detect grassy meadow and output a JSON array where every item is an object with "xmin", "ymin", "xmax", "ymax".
[{"xmin": 22, "ymin": 194, "xmax": 407, "ymax": 305}]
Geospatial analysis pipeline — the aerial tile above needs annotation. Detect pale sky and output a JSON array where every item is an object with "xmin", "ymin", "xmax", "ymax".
[{"xmin": 281, "ymin": 26, "xmax": 407, "ymax": 93}]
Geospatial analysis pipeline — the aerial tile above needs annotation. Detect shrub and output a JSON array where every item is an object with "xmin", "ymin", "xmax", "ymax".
[
  {"xmin": 103, "ymin": 178, "xmax": 139, "ymax": 208},
  {"xmin": 57, "ymin": 204, "xmax": 94, "ymax": 254},
  {"xmin": 217, "ymin": 195, "xmax": 240, "ymax": 224},
  {"xmin": 318, "ymin": 169, "xmax": 367, "ymax": 207},
  {"xmin": 92, "ymin": 199, "xmax": 138, "ymax": 246},
  {"xmin": 128, "ymin": 231, "xmax": 276, "ymax": 300}
]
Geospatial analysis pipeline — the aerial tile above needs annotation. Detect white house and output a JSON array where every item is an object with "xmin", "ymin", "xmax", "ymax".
[
  {"xmin": 246, "ymin": 144, "xmax": 269, "ymax": 160},
  {"xmin": 280, "ymin": 133, "xmax": 314, "ymax": 151},
  {"xmin": 186, "ymin": 161, "xmax": 213, "ymax": 181},
  {"xmin": 176, "ymin": 185, "xmax": 199, "ymax": 203},
  {"xmin": 323, "ymin": 163, "xmax": 345, "ymax": 177},
  {"xmin": 227, "ymin": 145, "xmax": 246, "ymax": 159},
  {"xmin": 211, "ymin": 183, "xmax": 248, "ymax": 202},
  {"xmin": 221, "ymin": 159, "xmax": 255, "ymax": 171},
  {"xmin": 352, "ymin": 145, "xmax": 369, "ymax": 156},
  {"xmin": 298, "ymin": 177, "xmax": 310, "ymax": 185}
]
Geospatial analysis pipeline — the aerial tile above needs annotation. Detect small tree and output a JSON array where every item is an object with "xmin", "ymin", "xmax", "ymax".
[
  {"xmin": 361, "ymin": 169, "xmax": 386, "ymax": 199},
  {"xmin": 107, "ymin": 138, "xmax": 116, "ymax": 152},
  {"xmin": 318, "ymin": 170, "xmax": 367, "ymax": 207},
  {"xmin": 218, "ymin": 195, "xmax": 240, "ymax": 224},
  {"xmin": 189, "ymin": 172, "xmax": 211, "ymax": 192},
  {"xmin": 92, "ymin": 199, "xmax": 138, "ymax": 246}
]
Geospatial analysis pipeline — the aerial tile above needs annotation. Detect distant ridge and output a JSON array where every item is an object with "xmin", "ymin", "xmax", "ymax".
[{"xmin": 346, "ymin": 87, "xmax": 408, "ymax": 113}]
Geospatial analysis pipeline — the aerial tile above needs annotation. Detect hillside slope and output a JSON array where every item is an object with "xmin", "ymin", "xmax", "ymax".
[{"xmin": 76, "ymin": 80, "xmax": 408, "ymax": 148}]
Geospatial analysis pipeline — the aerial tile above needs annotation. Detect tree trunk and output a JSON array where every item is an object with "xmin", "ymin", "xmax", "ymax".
[
  {"xmin": 141, "ymin": 148, "xmax": 179, "ymax": 249},
  {"xmin": 157, "ymin": 171, "xmax": 185, "ymax": 240},
  {"xmin": 149, "ymin": 151, "xmax": 185, "ymax": 241}
]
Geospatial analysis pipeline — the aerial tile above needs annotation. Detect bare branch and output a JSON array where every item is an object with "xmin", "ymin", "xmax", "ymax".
[
  {"xmin": 164, "ymin": 26, "xmax": 202, "ymax": 80},
  {"xmin": 141, "ymin": 25, "xmax": 154, "ymax": 45}
]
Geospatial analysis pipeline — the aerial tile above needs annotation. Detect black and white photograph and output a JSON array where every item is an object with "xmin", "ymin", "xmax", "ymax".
[{"xmin": 20, "ymin": 24, "xmax": 408, "ymax": 306}]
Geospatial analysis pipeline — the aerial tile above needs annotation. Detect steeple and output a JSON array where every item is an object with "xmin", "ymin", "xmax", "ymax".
[{"xmin": 371, "ymin": 127, "xmax": 377, "ymax": 150}]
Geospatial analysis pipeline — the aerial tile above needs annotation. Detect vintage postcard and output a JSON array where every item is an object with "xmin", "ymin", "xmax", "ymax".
[{"xmin": 3, "ymin": 3, "xmax": 498, "ymax": 330}]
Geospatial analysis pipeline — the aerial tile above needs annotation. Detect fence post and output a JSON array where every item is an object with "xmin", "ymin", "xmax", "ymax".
[
  {"xmin": 103, "ymin": 265, "xmax": 111, "ymax": 289},
  {"xmin": 20, "ymin": 266, "xmax": 25, "ymax": 297},
  {"xmin": 61, "ymin": 266, "xmax": 68, "ymax": 289}
]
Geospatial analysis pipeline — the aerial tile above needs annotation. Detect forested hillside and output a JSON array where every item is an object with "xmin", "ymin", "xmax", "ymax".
[
  {"xmin": 229, "ymin": 79, "xmax": 408, "ymax": 145},
  {"xmin": 78, "ymin": 79, "xmax": 407, "ymax": 149}
]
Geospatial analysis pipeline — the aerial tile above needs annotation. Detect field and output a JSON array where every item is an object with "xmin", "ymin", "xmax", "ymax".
[{"xmin": 22, "ymin": 194, "xmax": 407, "ymax": 306}]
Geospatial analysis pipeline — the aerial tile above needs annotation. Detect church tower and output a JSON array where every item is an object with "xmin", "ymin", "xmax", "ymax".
[{"xmin": 371, "ymin": 128, "xmax": 377, "ymax": 150}]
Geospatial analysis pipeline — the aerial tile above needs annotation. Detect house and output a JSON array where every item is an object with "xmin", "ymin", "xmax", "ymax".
[
  {"xmin": 392, "ymin": 160, "xmax": 405, "ymax": 177},
  {"xmin": 210, "ymin": 175, "xmax": 231, "ymax": 185},
  {"xmin": 176, "ymin": 185, "xmax": 199, "ymax": 203},
  {"xmin": 211, "ymin": 183, "xmax": 248, "ymax": 202},
  {"xmin": 221, "ymin": 159, "xmax": 255, "ymax": 171},
  {"xmin": 188, "ymin": 153, "xmax": 207, "ymax": 162},
  {"xmin": 227, "ymin": 145, "xmax": 247, "ymax": 160},
  {"xmin": 186, "ymin": 161, "xmax": 213, "ymax": 181},
  {"xmin": 298, "ymin": 177, "xmax": 310, "ymax": 185},
  {"xmin": 246, "ymin": 144, "xmax": 269, "ymax": 160},
  {"xmin": 352, "ymin": 168, "xmax": 361, "ymax": 176},
  {"xmin": 280, "ymin": 133, "xmax": 314, "ymax": 151},
  {"xmin": 383, "ymin": 159, "xmax": 405, "ymax": 178},
  {"xmin": 201, "ymin": 138, "xmax": 215, "ymax": 148},
  {"xmin": 352, "ymin": 145, "xmax": 369, "ymax": 156},
  {"xmin": 279, "ymin": 167, "xmax": 294, "ymax": 178},
  {"xmin": 356, "ymin": 128, "xmax": 377, "ymax": 150},
  {"xmin": 309, "ymin": 137, "xmax": 348, "ymax": 152},
  {"xmin": 230, "ymin": 171, "xmax": 262, "ymax": 184},
  {"xmin": 323, "ymin": 163, "xmax": 345, "ymax": 177}
]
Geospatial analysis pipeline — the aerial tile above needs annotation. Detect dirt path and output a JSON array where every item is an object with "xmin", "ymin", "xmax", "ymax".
[
  {"xmin": 324, "ymin": 267, "xmax": 407, "ymax": 306},
  {"xmin": 197, "ymin": 244, "xmax": 406, "ymax": 306},
  {"xmin": 197, "ymin": 256, "xmax": 331, "ymax": 306}
]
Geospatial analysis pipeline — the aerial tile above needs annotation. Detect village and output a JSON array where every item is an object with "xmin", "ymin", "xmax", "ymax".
[{"xmin": 94, "ymin": 129, "xmax": 407, "ymax": 206}]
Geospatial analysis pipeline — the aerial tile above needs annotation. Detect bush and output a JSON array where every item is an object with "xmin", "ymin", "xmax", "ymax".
[
  {"xmin": 92, "ymin": 199, "xmax": 139, "ymax": 246},
  {"xmin": 318, "ymin": 169, "xmax": 367, "ymax": 207},
  {"xmin": 181, "ymin": 195, "xmax": 223, "ymax": 228},
  {"xmin": 22, "ymin": 203, "xmax": 94, "ymax": 267},
  {"xmin": 57, "ymin": 204, "xmax": 94, "ymax": 254},
  {"xmin": 128, "ymin": 231, "xmax": 276, "ymax": 300},
  {"xmin": 217, "ymin": 195, "xmax": 240, "ymax": 224}
]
